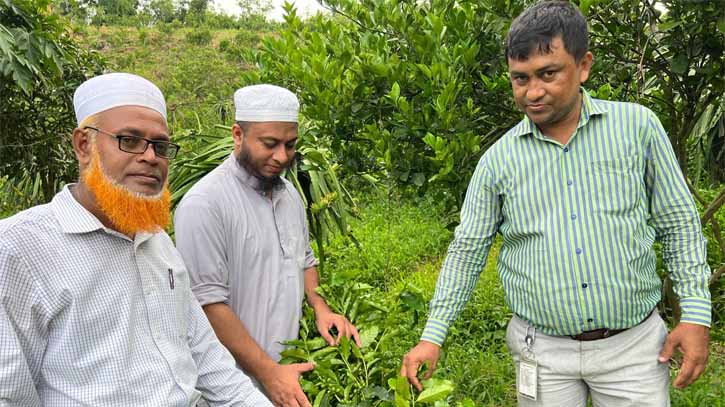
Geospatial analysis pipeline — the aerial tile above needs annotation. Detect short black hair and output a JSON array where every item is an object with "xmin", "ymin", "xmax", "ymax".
[
  {"xmin": 236, "ymin": 121, "xmax": 252, "ymax": 136},
  {"xmin": 505, "ymin": 1, "xmax": 588, "ymax": 62}
]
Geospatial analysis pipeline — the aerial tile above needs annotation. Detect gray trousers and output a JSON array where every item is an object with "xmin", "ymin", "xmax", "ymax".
[{"xmin": 506, "ymin": 312, "xmax": 670, "ymax": 406}]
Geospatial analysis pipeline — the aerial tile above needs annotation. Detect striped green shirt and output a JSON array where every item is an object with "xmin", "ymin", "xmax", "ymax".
[{"xmin": 422, "ymin": 89, "xmax": 711, "ymax": 345}]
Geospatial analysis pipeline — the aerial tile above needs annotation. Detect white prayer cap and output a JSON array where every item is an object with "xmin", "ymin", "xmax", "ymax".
[
  {"xmin": 234, "ymin": 84, "xmax": 299, "ymax": 123},
  {"xmin": 73, "ymin": 72, "xmax": 167, "ymax": 125}
]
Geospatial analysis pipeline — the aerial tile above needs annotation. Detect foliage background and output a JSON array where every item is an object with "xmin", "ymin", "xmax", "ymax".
[{"xmin": 1, "ymin": 0, "xmax": 724, "ymax": 404}]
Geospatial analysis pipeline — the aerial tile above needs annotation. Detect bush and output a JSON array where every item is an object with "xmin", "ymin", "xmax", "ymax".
[
  {"xmin": 185, "ymin": 28, "xmax": 212, "ymax": 45},
  {"xmin": 158, "ymin": 22, "xmax": 174, "ymax": 35},
  {"xmin": 218, "ymin": 38, "xmax": 231, "ymax": 52},
  {"xmin": 248, "ymin": 0, "xmax": 518, "ymax": 209},
  {"xmin": 234, "ymin": 29, "xmax": 260, "ymax": 48}
]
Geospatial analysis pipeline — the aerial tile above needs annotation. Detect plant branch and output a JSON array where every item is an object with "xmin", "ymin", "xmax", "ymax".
[{"xmin": 701, "ymin": 186, "xmax": 725, "ymax": 226}]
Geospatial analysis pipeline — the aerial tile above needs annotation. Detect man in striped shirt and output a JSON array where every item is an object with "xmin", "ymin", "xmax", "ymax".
[{"xmin": 401, "ymin": 2, "xmax": 710, "ymax": 406}]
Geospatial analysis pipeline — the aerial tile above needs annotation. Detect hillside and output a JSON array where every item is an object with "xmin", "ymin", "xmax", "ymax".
[{"xmin": 71, "ymin": 24, "xmax": 270, "ymax": 132}]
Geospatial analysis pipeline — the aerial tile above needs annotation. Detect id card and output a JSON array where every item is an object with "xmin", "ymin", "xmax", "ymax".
[{"xmin": 518, "ymin": 357, "xmax": 538, "ymax": 400}]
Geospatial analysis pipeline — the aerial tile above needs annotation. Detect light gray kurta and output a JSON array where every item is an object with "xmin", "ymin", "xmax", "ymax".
[{"xmin": 174, "ymin": 154, "xmax": 317, "ymax": 363}]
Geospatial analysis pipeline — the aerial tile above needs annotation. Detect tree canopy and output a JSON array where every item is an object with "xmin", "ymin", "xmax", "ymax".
[{"xmin": 1, "ymin": 0, "xmax": 105, "ymax": 206}]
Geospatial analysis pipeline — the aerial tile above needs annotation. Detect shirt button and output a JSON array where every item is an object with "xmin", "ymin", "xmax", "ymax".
[
  {"xmin": 575, "ymin": 248, "xmax": 582, "ymax": 254},
  {"xmin": 571, "ymin": 214, "xmax": 577, "ymax": 220},
  {"xmin": 587, "ymin": 318, "xmax": 594, "ymax": 323},
  {"xmin": 563, "ymin": 147, "xmax": 570, "ymax": 153},
  {"xmin": 567, "ymin": 180, "xmax": 573, "ymax": 186},
  {"xmin": 582, "ymin": 283, "xmax": 588, "ymax": 288}
]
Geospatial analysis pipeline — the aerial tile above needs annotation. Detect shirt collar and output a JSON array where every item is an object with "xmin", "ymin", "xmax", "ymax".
[
  {"xmin": 50, "ymin": 184, "xmax": 155, "ymax": 243},
  {"xmin": 51, "ymin": 185, "xmax": 106, "ymax": 234},
  {"xmin": 511, "ymin": 88, "xmax": 606, "ymax": 138}
]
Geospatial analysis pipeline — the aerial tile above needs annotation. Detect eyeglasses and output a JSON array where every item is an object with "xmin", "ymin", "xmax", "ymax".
[{"xmin": 84, "ymin": 126, "xmax": 180, "ymax": 159}]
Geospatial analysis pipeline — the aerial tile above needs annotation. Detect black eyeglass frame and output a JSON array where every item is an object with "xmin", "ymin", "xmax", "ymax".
[{"xmin": 83, "ymin": 126, "xmax": 180, "ymax": 159}]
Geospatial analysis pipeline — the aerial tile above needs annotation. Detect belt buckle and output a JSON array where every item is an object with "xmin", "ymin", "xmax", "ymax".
[{"xmin": 571, "ymin": 328, "xmax": 610, "ymax": 341}]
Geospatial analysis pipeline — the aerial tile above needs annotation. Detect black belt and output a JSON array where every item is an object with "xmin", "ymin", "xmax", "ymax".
[
  {"xmin": 570, "ymin": 328, "xmax": 626, "ymax": 341},
  {"xmin": 569, "ymin": 310, "xmax": 654, "ymax": 341}
]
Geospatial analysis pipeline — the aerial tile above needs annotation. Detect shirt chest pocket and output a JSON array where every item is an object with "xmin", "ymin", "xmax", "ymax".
[
  {"xmin": 155, "ymin": 262, "xmax": 191, "ymax": 342},
  {"xmin": 283, "ymin": 231, "xmax": 307, "ymax": 276},
  {"xmin": 587, "ymin": 155, "xmax": 643, "ymax": 215},
  {"xmin": 277, "ymin": 214, "xmax": 305, "ymax": 264}
]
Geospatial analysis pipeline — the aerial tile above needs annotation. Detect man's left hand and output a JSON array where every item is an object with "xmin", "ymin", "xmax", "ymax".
[
  {"xmin": 315, "ymin": 310, "xmax": 362, "ymax": 347},
  {"xmin": 658, "ymin": 322, "xmax": 710, "ymax": 389}
]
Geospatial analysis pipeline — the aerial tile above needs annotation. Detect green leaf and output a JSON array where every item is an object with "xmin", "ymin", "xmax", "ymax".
[
  {"xmin": 411, "ymin": 172, "xmax": 426, "ymax": 187},
  {"xmin": 303, "ymin": 149, "xmax": 326, "ymax": 164},
  {"xmin": 671, "ymin": 54, "xmax": 689, "ymax": 75},
  {"xmin": 364, "ymin": 385, "xmax": 393, "ymax": 401},
  {"xmin": 351, "ymin": 341, "xmax": 364, "ymax": 360},
  {"xmin": 416, "ymin": 379, "xmax": 455, "ymax": 404},
  {"xmin": 579, "ymin": 0, "xmax": 593, "ymax": 15},
  {"xmin": 390, "ymin": 82, "xmax": 401, "ymax": 101},
  {"xmin": 659, "ymin": 20, "xmax": 682, "ymax": 32},
  {"xmin": 361, "ymin": 173, "xmax": 379, "ymax": 184},
  {"xmin": 339, "ymin": 335, "xmax": 351, "ymax": 361},
  {"xmin": 306, "ymin": 337, "xmax": 329, "ymax": 351},
  {"xmin": 313, "ymin": 389, "xmax": 328, "ymax": 407},
  {"xmin": 388, "ymin": 376, "xmax": 411, "ymax": 406},
  {"xmin": 455, "ymin": 398, "xmax": 476, "ymax": 407},
  {"xmin": 359, "ymin": 325, "xmax": 380, "ymax": 348},
  {"xmin": 279, "ymin": 348, "xmax": 308, "ymax": 361}
]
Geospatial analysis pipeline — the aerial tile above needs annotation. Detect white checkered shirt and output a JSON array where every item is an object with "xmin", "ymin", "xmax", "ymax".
[{"xmin": 0, "ymin": 186, "xmax": 271, "ymax": 407}]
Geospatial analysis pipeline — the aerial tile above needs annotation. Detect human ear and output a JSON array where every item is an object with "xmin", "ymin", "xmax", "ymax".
[{"xmin": 72, "ymin": 127, "xmax": 94, "ymax": 169}]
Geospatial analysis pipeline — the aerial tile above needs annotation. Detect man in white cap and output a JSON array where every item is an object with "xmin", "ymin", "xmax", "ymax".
[
  {"xmin": 174, "ymin": 84, "xmax": 361, "ymax": 407},
  {"xmin": 0, "ymin": 72, "xmax": 271, "ymax": 406}
]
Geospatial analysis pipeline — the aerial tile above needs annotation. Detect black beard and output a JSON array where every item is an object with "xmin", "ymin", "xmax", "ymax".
[{"xmin": 237, "ymin": 148, "xmax": 284, "ymax": 192}]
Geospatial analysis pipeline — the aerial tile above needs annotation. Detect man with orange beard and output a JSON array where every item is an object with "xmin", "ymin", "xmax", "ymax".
[{"xmin": 0, "ymin": 73, "xmax": 271, "ymax": 407}]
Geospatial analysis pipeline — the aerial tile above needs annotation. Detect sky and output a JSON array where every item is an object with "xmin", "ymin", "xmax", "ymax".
[{"xmin": 213, "ymin": 0, "xmax": 327, "ymax": 21}]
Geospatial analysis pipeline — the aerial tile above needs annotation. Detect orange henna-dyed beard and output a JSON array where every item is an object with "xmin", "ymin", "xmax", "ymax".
[{"xmin": 82, "ymin": 150, "xmax": 170, "ymax": 236}]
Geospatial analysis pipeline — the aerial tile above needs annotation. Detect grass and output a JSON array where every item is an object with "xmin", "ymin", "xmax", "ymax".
[
  {"xmin": 321, "ymin": 192, "xmax": 724, "ymax": 406},
  {"xmin": 320, "ymin": 191, "xmax": 453, "ymax": 289}
]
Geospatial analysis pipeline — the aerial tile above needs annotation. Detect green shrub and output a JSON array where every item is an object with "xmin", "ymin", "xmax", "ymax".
[
  {"xmin": 185, "ymin": 28, "xmax": 212, "ymax": 45},
  {"xmin": 218, "ymin": 38, "xmax": 231, "ymax": 52},
  {"xmin": 158, "ymin": 22, "xmax": 174, "ymax": 35},
  {"xmin": 233, "ymin": 29, "xmax": 260, "ymax": 47},
  {"xmin": 248, "ymin": 0, "xmax": 518, "ymax": 209}
]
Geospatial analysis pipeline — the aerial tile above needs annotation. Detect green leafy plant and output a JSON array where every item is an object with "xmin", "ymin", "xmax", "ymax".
[
  {"xmin": 246, "ymin": 0, "xmax": 518, "ymax": 209},
  {"xmin": 1, "ymin": 0, "xmax": 105, "ymax": 206},
  {"xmin": 185, "ymin": 28, "xmax": 212, "ymax": 45},
  {"xmin": 281, "ymin": 279, "xmax": 472, "ymax": 407}
]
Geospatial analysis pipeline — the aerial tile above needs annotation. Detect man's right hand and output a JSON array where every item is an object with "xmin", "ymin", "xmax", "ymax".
[
  {"xmin": 400, "ymin": 341, "xmax": 441, "ymax": 391},
  {"xmin": 260, "ymin": 362, "xmax": 315, "ymax": 407}
]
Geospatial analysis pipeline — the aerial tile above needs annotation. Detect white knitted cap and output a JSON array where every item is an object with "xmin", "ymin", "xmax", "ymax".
[
  {"xmin": 234, "ymin": 84, "xmax": 299, "ymax": 123},
  {"xmin": 73, "ymin": 72, "xmax": 166, "ymax": 125}
]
